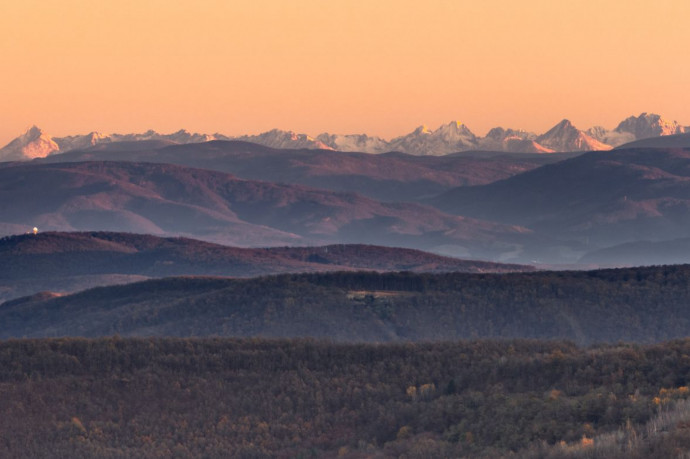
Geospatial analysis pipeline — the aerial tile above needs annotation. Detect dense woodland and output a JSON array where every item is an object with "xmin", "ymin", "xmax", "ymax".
[
  {"xmin": 3, "ymin": 264, "xmax": 690, "ymax": 343},
  {"xmin": 2, "ymin": 338, "xmax": 690, "ymax": 457},
  {"xmin": 0, "ymin": 231, "xmax": 529, "ymax": 303}
]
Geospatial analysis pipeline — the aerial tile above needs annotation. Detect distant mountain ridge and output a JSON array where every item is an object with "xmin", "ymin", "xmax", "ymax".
[
  {"xmin": 37, "ymin": 140, "xmax": 572, "ymax": 202},
  {"xmin": 0, "ymin": 160, "xmax": 538, "ymax": 261},
  {"xmin": 2, "ymin": 113, "xmax": 688, "ymax": 160},
  {"xmin": 429, "ymin": 147, "xmax": 690, "ymax": 263}
]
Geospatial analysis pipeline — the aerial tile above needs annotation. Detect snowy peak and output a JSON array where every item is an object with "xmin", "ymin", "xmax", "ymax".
[
  {"xmin": 585, "ymin": 113, "xmax": 685, "ymax": 148},
  {"xmin": 436, "ymin": 121, "xmax": 476, "ymax": 141},
  {"xmin": 484, "ymin": 127, "xmax": 535, "ymax": 142},
  {"xmin": 235, "ymin": 129, "xmax": 333, "ymax": 151},
  {"xmin": 388, "ymin": 122, "xmax": 478, "ymax": 156},
  {"xmin": 316, "ymin": 133, "xmax": 389, "ymax": 153},
  {"xmin": 0, "ymin": 128, "xmax": 231, "ymax": 162},
  {"xmin": 411, "ymin": 125, "xmax": 433, "ymax": 135},
  {"xmin": 537, "ymin": 119, "xmax": 612, "ymax": 152},
  {"xmin": 0, "ymin": 126, "xmax": 60, "ymax": 161},
  {"xmin": 615, "ymin": 112, "xmax": 685, "ymax": 139},
  {"xmin": 545, "ymin": 119, "xmax": 576, "ymax": 135},
  {"xmin": 55, "ymin": 131, "xmax": 110, "ymax": 151},
  {"xmin": 2, "ymin": 112, "xmax": 689, "ymax": 161},
  {"xmin": 503, "ymin": 138, "xmax": 555, "ymax": 154},
  {"xmin": 158, "ymin": 129, "xmax": 219, "ymax": 144},
  {"xmin": 477, "ymin": 127, "xmax": 552, "ymax": 153}
]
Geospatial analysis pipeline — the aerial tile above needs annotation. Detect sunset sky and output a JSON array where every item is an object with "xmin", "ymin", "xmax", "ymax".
[{"xmin": 1, "ymin": 0, "xmax": 689, "ymax": 146}]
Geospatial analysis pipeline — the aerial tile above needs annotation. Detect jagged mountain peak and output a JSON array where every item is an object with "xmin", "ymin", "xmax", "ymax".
[
  {"xmin": 552, "ymin": 119, "xmax": 576, "ymax": 131},
  {"xmin": 315, "ymin": 132, "xmax": 389, "ymax": 153},
  {"xmin": 485, "ymin": 127, "xmax": 535, "ymax": 141},
  {"xmin": 479, "ymin": 127, "xmax": 548, "ymax": 153},
  {"xmin": 615, "ymin": 112, "xmax": 684, "ymax": 138},
  {"xmin": 235, "ymin": 129, "xmax": 333, "ymax": 150},
  {"xmin": 537, "ymin": 119, "xmax": 611, "ymax": 152},
  {"xmin": 24, "ymin": 125, "xmax": 44, "ymax": 138},
  {"xmin": 388, "ymin": 121, "xmax": 479, "ymax": 156},
  {"xmin": 437, "ymin": 121, "xmax": 475, "ymax": 136},
  {"xmin": 11, "ymin": 125, "xmax": 50, "ymax": 143},
  {"xmin": 445, "ymin": 120, "xmax": 468, "ymax": 129},
  {"xmin": 0, "ymin": 125, "xmax": 60, "ymax": 161},
  {"xmin": 3, "ymin": 112, "xmax": 689, "ymax": 160},
  {"xmin": 412, "ymin": 125, "xmax": 433, "ymax": 135}
]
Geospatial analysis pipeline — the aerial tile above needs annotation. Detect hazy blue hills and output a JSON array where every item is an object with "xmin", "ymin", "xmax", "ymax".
[
  {"xmin": 430, "ymin": 147, "xmax": 690, "ymax": 263},
  {"xmin": 0, "ymin": 160, "xmax": 538, "ymax": 260},
  {"xmin": 37, "ymin": 140, "xmax": 575, "ymax": 201},
  {"xmin": 7, "ymin": 143, "xmax": 690, "ymax": 264}
]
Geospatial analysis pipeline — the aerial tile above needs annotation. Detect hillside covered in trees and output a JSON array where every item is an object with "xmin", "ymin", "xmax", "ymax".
[
  {"xmin": 2, "ymin": 338, "xmax": 690, "ymax": 458},
  {"xmin": 3, "ymin": 264, "xmax": 690, "ymax": 344},
  {"xmin": 0, "ymin": 231, "xmax": 529, "ymax": 302}
]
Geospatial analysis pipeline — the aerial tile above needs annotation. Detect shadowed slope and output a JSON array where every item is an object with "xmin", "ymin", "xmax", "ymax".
[
  {"xmin": 616, "ymin": 132, "xmax": 690, "ymax": 149},
  {"xmin": 0, "ymin": 161, "xmax": 537, "ymax": 260},
  {"xmin": 0, "ymin": 231, "xmax": 531, "ymax": 302},
  {"xmin": 430, "ymin": 147, "xmax": 690, "ymax": 261},
  {"xmin": 39, "ymin": 140, "xmax": 576, "ymax": 201},
  {"xmin": 3, "ymin": 265, "xmax": 690, "ymax": 343}
]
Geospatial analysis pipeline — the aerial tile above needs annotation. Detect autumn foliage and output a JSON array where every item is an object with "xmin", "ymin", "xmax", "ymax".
[{"xmin": 2, "ymin": 338, "xmax": 690, "ymax": 457}]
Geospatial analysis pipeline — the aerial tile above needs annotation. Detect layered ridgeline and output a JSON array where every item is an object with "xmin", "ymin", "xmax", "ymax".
[
  {"xmin": 3, "ymin": 265, "xmax": 690, "ymax": 344},
  {"xmin": 5, "ymin": 147, "xmax": 690, "ymax": 264},
  {"xmin": 32, "ymin": 140, "xmax": 573, "ymax": 202},
  {"xmin": 0, "ymin": 161, "xmax": 539, "ymax": 261},
  {"xmin": 0, "ymin": 231, "xmax": 530, "ymax": 302},
  {"xmin": 3, "ymin": 337, "xmax": 690, "ymax": 457},
  {"xmin": 1, "ymin": 113, "xmax": 687, "ymax": 160},
  {"xmin": 430, "ymin": 147, "xmax": 690, "ymax": 264}
]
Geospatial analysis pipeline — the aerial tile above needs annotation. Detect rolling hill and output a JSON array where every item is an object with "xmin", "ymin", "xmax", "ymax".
[
  {"xmin": 36, "ymin": 140, "xmax": 574, "ymax": 201},
  {"xmin": 0, "ymin": 231, "xmax": 531, "ymax": 302},
  {"xmin": 0, "ymin": 160, "xmax": 539, "ymax": 260},
  {"xmin": 616, "ymin": 132, "xmax": 690, "ymax": 149},
  {"xmin": 3, "ymin": 265, "xmax": 690, "ymax": 344},
  {"xmin": 430, "ymin": 147, "xmax": 690, "ymax": 263}
]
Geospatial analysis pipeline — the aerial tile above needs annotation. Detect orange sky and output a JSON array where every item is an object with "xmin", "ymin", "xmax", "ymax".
[{"xmin": 1, "ymin": 0, "xmax": 689, "ymax": 146}]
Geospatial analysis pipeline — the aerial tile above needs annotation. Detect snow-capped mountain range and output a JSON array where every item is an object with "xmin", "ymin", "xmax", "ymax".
[{"xmin": 1, "ymin": 113, "xmax": 687, "ymax": 161}]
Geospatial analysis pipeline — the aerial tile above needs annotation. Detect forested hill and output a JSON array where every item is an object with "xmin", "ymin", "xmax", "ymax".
[
  {"xmin": 2, "ymin": 338, "xmax": 690, "ymax": 457},
  {"xmin": 0, "ymin": 231, "xmax": 530, "ymax": 302},
  {"xmin": 3, "ymin": 265, "xmax": 690, "ymax": 344}
]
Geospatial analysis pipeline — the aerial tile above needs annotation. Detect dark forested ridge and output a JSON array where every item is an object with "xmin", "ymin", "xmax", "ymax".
[
  {"xmin": 2, "ymin": 337, "xmax": 690, "ymax": 458},
  {"xmin": 3, "ymin": 265, "xmax": 690, "ymax": 344},
  {"xmin": 0, "ymin": 231, "xmax": 530, "ymax": 302}
]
